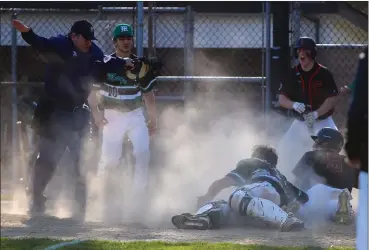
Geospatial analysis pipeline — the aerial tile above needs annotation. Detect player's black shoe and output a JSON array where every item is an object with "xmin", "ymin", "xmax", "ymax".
[{"xmin": 171, "ymin": 213, "xmax": 211, "ymax": 230}]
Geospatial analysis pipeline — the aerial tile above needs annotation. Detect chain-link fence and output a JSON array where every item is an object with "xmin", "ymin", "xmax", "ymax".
[
  {"xmin": 290, "ymin": 2, "xmax": 368, "ymax": 129},
  {"xmin": 1, "ymin": 2, "xmax": 367, "ymax": 187},
  {"xmin": 0, "ymin": 5, "xmax": 269, "ymax": 187}
]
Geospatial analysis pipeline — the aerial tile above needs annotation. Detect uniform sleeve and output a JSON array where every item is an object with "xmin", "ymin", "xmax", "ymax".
[
  {"xmin": 322, "ymin": 70, "xmax": 338, "ymax": 97},
  {"xmin": 89, "ymin": 45, "xmax": 106, "ymax": 89},
  {"xmin": 140, "ymin": 69, "xmax": 157, "ymax": 93},
  {"xmin": 345, "ymin": 49, "xmax": 368, "ymax": 163},
  {"xmin": 135, "ymin": 57, "xmax": 161, "ymax": 93},
  {"xmin": 225, "ymin": 159, "xmax": 253, "ymax": 185},
  {"xmin": 21, "ymin": 29, "xmax": 62, "ymax": 52},
  {"xmin": 278, "ymin": 68, "xmax": 296, "ymax": 99},
  {"xmin": 91, "ymin": 59, "xmax": 105, "ymax": 89},
  {"xmin": 226, "ymin": 169, "xmax": 246, "ymax": 186},
  {"xmin": 102, "ymin": 55, "xmax": 128, "ymax": 75}
]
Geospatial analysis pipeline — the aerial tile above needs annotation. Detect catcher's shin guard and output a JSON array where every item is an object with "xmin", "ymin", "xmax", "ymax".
[{"xmin": 230, "ymin": 187, "xmax": 304, "ymax": 231}]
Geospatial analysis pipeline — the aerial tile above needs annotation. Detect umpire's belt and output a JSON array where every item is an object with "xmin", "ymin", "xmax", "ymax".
[{"xmin": 55, "ymin": 103, "xmax": 90, "ymax": 113}]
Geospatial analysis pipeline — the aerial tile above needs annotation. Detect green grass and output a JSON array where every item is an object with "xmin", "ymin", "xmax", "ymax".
[{"xmin": 0, "ymin": 238, "xmax": 355, "ymax": 250}]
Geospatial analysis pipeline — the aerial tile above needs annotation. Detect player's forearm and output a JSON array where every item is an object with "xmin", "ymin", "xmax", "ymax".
[
  {"xmin": 278, "ymin": 94, "xmax": 295, "ymax": 109},
  {"xmin": 204, "ymin": 177, "xmax": 235, "ymax": 199},
  {"xmin": 87, "ymin": 90, "xmax": 101, "ymax": 112},
  {"xmin": 143, "ymin": 91, "xmax": 157, "ymax": 125},
  {"xmin": 316, "ymin": 96, "xmax": 337, "ymax": 117}
]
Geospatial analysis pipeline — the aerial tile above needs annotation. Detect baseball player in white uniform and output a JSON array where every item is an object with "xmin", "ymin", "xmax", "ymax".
[
  {"xmin": 93, "ymin": 24, "xmax": 159, "ymax": 214},
  {"xmin": 277, "ymin": 37, "xmax": 339, "ymax": 177}
]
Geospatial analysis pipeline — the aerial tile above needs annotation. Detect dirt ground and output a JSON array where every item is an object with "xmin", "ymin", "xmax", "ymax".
[{"xmin": 1, "ymin": 208, "xmax": 356, "ymax": 248}]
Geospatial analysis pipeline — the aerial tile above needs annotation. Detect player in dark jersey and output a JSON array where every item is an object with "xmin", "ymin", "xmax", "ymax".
[
  {"xmin": 171, "ymin": 145, "xmax": 308, "ymax": 232},
  {"xmin": 292, "ymin": 127, "xmax": 358, "ymax": 225},
  {"xmin": 277, "ymin": 36, "xmax": 339, "ymax": 181}
]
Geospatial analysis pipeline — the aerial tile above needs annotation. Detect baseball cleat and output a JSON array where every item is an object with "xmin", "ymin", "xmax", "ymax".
[
  {"xmin": 332, "ymin": 188, "xmax": 354, "ymax": 225},
  {"xmin": 171, "ymin": 213, "xmax": 211, "ymax": 230},
  {"xmin": 280, "ymin": 213, "xmax": 305, "ymax": 232}
]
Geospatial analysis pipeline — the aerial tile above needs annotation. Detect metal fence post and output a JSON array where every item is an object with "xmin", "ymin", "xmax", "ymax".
[
  {"xmin": 96, "ymin": 5, "xmax": 103, "ymax": 21},
  {"xmin": 136, "ymin": 1, "xmax": 144, "ymax": 57},
  {"xmin": 147, "ymin": 2, "xmax": 154, "ymax": 58},
  {"xmin": 265, "ymin": 2, "xmax": 271, "ymax": 115},
  {"xmin": 261, "ymin": 2, "xmax": 266, "ymax": 113},
  {"xmin": 291, "ymin": 2, "xmax": 301, "ymax": 66},
  {"xmin": 11, "ymin": 12, "xmax": 18, "ymax": 188},
  {"xmin": 184, "ymin": 6, "xmax": 194, "ymax": 101}
]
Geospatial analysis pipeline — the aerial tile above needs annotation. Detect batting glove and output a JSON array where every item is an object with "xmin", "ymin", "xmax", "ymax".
[
  {"xmin": 292, "ymin": 102, "xmax": 306, "ymax": 114},
  {"xmin": 303, "ymin": 111, "xmax": 318, "ymax": 128}
]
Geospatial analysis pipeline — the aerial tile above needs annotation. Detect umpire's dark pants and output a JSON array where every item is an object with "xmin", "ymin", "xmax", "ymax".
[{"xmin": 31, "ymin": 105, "xmax": 90, "ymax": 218}]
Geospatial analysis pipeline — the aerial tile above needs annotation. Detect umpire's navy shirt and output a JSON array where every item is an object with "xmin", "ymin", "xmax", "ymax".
[{"xmin": 21, "ymin": 29, "xmax": 104, "ymax": 109}]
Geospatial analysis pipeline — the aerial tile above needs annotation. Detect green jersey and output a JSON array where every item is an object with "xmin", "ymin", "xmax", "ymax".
[{"xmin": 100, "ymin": 53, "xmax": 156, "ymax": 111}]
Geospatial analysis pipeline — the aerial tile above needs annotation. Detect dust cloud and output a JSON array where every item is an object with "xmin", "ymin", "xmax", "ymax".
[{"xmin": 2, "ymin": 73, "xmax": 357, "ymax": 229}]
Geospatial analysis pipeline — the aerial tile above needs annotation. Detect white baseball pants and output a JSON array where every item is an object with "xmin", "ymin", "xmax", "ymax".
[
  {"xmin": 229, "ymin": 182, "xmax": 288, "ymax": 228},
  {"xmin": 357, "ymin": 171, "xmax": 368, "ymax": 250},
  {"xmin": 195, "ymin": 182, "xmax": 286, "ymax": 228},
  {"xmin": 277, "ymin": 116, "xmax": 337, "ymax": 180},
  {"xmin": 97, "ymin": 108, "xmax": 150, "ymax": 194}
]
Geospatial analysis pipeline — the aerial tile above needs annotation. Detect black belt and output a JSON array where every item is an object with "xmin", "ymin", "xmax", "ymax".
[{"xmin": 55, "ymin": 103, "xmax": 90, "ymax": 113}]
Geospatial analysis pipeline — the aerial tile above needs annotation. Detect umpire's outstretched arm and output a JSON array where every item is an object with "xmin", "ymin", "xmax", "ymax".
[{"xmin": 12, "ymin": 19, "xmax": 61, "ymax": 53}]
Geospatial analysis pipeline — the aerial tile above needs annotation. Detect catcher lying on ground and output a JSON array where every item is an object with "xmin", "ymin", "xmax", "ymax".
[{"xmin": 171, "ymin": 145, "xmax": 309, "ymax": 232}]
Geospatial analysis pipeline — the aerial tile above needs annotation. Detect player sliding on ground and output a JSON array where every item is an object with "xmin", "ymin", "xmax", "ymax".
[
  {"xmin": 171, "ymin": 145, "xmax": 309, "ymax": 232},
  {"xmin": 292, "ymin": 127, "xmax": 358, "ymax": 225}
]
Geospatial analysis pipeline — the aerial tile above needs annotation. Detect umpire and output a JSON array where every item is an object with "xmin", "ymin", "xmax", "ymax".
[{"xmin": 12, "ymin": 19, "xmax": 104, "ymax": 221}]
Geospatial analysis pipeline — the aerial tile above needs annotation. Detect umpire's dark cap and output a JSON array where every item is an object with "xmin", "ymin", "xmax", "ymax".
[{"xmin": 70, "ymin": 20, "xmax": 97, "ymax": 40}]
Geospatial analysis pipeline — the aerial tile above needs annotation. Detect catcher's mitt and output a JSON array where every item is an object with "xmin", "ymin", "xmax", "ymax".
[
  {"xmin": 126, "ymin": 61, "xmax": 150, "ymax": 80},
  {"xmin": 126, "ymin": 57, "xmax": 162, "ymax": 80}
]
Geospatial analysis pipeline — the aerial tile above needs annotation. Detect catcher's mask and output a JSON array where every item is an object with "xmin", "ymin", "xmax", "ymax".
[
  {"xmin": 311, "ymin": 127, "xmax": 344, "ymax": 152},
  {"xmin": 294, "ymin": 36, "xmax": 317, "ymax": 59}
]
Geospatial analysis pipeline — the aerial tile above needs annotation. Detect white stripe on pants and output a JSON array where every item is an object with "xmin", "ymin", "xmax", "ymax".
[{"xmin": 357, "ymin": 171, "xmax": 368, "ymax": 250}]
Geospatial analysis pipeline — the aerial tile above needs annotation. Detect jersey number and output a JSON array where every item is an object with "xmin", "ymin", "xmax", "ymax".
[
  {"xmin": 108, "ymin": 86, "xmax": 118, "ymax": 97},
  {"xmin": 325, "ymin": 153, "xmax": 343, "ymax": 174}
]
